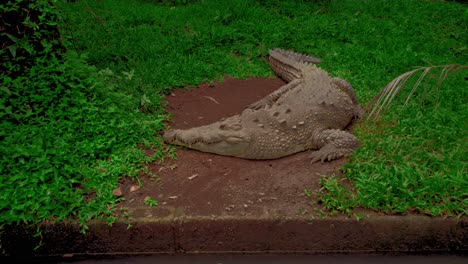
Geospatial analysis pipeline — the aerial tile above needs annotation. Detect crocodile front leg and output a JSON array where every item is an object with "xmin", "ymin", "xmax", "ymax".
[{"xmin": 310, "ymin": 129, "xmax": 360, "ymax": 163}]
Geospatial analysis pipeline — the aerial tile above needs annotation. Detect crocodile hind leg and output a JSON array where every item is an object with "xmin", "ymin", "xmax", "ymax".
[
  {"xmin": 332, "ymin": 77, "xmax": 365, "ymax": 119},
  {"xmin": 310, "ymin": 129, "xmax": 360, "ymax": 163},
  {"xmin": 332, "ymin": 78, "xmax": 358, "ymax": 105}
]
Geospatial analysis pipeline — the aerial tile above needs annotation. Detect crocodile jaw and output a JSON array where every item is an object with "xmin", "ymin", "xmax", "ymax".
[{"xmin": 163, "ymin": 128, "xmax": 250, "ymax": 157}]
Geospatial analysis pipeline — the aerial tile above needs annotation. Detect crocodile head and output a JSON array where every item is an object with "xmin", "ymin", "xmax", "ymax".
[{"xmin": 163, "ymin": 121, "xmax": 251, "ymax": 157}]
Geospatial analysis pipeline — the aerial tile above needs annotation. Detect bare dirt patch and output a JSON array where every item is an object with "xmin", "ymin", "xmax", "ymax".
[{"xmin": 118, "ymin": 76, "xmax": 349, "ymax": 218}]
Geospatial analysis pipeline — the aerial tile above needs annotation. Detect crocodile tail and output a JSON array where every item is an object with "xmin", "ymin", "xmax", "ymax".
[{"xmin": 268, "ymin": 48, "xmax": 322, "ymax": 82}]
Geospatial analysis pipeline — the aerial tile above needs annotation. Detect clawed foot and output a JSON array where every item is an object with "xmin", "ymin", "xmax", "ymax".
[{"xmin": 309, "ymin": 146, "xmax": 344, "ymax": 163}]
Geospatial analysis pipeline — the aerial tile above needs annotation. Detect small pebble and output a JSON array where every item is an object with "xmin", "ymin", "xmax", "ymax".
[
  {"xmin": 188, "ymin": 174, "xmax": 199, "ymax": 180},
  {"xmin": 112, "ymin": 187, "xmax": 123, "ymax": 197},
  {"xmin": 129, "ymin": 185, "xmax": 140, "ymax": 192}
]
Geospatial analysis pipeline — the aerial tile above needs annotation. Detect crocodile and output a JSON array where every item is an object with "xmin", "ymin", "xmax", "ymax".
[{"xmin": 163, "ymin": 48, "xmax": 364, "ymax": 162}]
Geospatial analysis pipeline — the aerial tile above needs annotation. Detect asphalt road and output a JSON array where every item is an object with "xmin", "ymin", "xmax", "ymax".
[{"xmin": 55, "ymin": 254, "xmax": 467, "ymax": 264}]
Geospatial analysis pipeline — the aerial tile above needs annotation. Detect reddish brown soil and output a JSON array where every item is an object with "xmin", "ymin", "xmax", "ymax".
[
  {"xmin": 6, "ymin": 78, "xmax": 467, "ymax": 256},
  {"xmin": 118, "ymin": 76, "xmax": 349, "ymax": 219}
]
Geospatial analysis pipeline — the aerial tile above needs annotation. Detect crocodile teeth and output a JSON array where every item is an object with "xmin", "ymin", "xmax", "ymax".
[
  {"xmin": 226, "ymin": 136, "xmax": 244, "ymax": 143},
  {"xmin": 219, "ymin": 123, "xmax": 242, "ymax": 131}
]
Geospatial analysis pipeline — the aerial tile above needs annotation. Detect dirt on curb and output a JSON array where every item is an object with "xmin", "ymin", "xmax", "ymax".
[{"xmin": 117, "ymin": 76, "xmax": 350, "ymax": 218}]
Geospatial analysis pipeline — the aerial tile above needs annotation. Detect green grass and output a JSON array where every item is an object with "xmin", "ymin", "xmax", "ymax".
[
  {"xmin": 1, "ymin": 0, "xmax": 169, "ymax": 230},
  {"xmin": 58, "ymin": 0, "xmax": 466, "ymax": 217},
  {"xmin": 1, "ymin": 0, "xmax": 466, "ymax": 229},
  {"xmin": 328, "ymin": 69, "xmax": 467, "ymax": 216}
]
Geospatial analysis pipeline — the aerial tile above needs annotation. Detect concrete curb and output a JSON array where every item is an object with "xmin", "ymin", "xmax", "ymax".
[{"xmin": 2, "ymin": 215, "xmax": 467, "ymax": 256}]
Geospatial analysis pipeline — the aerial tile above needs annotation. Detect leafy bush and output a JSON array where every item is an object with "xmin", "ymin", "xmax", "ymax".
[
  {"xmin": 0, "ymin": 0, "xmax": 166, "ymax": 227},
  {"xmin": 1, "ymin": 0, "xmax": 64, "ymax": 79}
]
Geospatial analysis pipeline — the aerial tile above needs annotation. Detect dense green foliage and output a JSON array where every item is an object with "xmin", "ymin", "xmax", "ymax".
[
  {"xmin": 1, "ymin": 0, "xmax": 64, "ymax": 79},
  {"xmin": 1, "ymin": 0, "xmax": 466, "ymax": 228},
  {"xmin": 1, "ymin": 0, "xmax": 166, "ymax": 228}
]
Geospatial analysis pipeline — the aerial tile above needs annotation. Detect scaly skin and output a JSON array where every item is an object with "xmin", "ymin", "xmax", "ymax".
[{"xmin": 163, "ymin": 48, "xmax": 363, "ymax": 162}]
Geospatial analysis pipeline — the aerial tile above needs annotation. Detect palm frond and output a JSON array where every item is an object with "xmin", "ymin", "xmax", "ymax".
[{"xmin": 366, "ymin": 64, "xmax": 467, "ymax": 121}]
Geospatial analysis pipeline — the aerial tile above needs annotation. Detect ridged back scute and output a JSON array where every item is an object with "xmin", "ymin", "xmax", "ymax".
[
  {"xmin": 273, "ymin": 48, "xmax": 322, "ymax": 64},
  {"xmin": 268, "ymin": 48, "xmax": 322, "ymax": 82}
]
